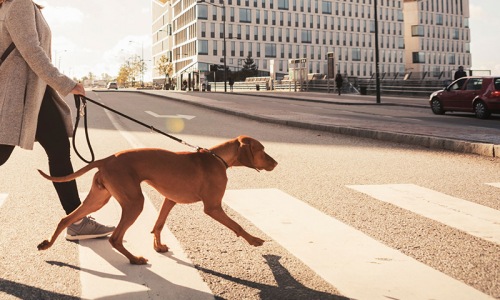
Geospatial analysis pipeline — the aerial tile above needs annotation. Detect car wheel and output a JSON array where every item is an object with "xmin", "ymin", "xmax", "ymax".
[
  {"xmin": 430, "ymin": 98, "xmax": 445, "ymax": 115},
  {"xmin": 474, "ymin": 101, "xmax": 491, "ymax": 119}
]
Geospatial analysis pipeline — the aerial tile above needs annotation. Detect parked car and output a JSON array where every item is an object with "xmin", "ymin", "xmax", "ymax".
[
  {"xmin": 107, "ymin": 82, "xmax": 118, "ymax": 90},
  {"xmin": 429, "ymin": 76, "xmax": 500, "ymax": 119}
]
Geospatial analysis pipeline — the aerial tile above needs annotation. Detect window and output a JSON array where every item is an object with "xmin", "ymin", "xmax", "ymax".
[
  {"xmin": 198, "ymin": 40, "xmax": 208, "ymax": 55},
  {"xmin": 239, "ymin": 8, "xmax": 252, "ymax": 22},
  {"xmin": 412, "ymin": 52, "xmax": 425, "ymax": 63},
  {"xmin": 436, "ymin": 14, "xmax": 443, "ymax": 25},
  {"xmin": 464, "ymin": 78, "xmax": 482, "ymax": 90},
  {"xmin": 198, "ymin": 5, "xmax": 208, "ymax": 19},
  {"xmin": 278, "ymin": 0, "xmax": 289, "ymax": 10},
  {"xmin": 265, "ymin": 43, "xmax": 276, "ymax": 57},
  {"xmin": 411, "ymin": 25, "xmax": 424, "ymax": 36},
  {"xmin": 352, "ymin": 48, "xmax": 361, "ymax": 61},
  {"xmin": 301, "ymin": 30, "xmax": 312, "ymax": 43},
  {"xmin": 398, "ymin": 37, "xmax": 404, "ymax": 49},
  {"xmin": 201, "ymin": 23, "xmax": 206, "ymax": 37},
  {"xmin": 448, "ymin": 53, "xmax": 456, "ymax": 64},
  {"xmin": 322, "ymin": 1, "xmax": 332, "ymax": 14}
]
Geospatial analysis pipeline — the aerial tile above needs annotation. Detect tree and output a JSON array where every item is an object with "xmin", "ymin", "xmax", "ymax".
[
  {"xmin": 241, "ymin": 54, "xmax": 258, "ymax": 79},
  {"xmin": 155, "ymin": 55, "xmax": 173, "ymax": 89},
  {"xmin": 117, "ymin": 63, "xmax": 132, "ymax": 87}
]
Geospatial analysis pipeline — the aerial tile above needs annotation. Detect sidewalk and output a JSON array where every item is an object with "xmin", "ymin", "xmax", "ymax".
[{"xmin": 99, "ymin": 89, "xmax": 499, "ymax": 158}]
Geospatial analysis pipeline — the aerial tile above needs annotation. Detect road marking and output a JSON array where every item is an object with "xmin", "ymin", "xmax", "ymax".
[
  {"xmin": 103, "ymin": 102, "xmax": 145, "ymax": 149},
  {"xmin": 223, "ymin": 188, "xmax": 492, "ymax": 300},
  {"xmin": 0, "ymin": 193, "xmax": 6, "ymax": 207},
  {"xmin": 348, "ymin": 184, "xmax": 500, "ymax": 245},
  {"xmin": 486, "ymin": 182, "xmax": 500, "ymax": 188},
  {"xmin": 79, "ymin": 193, "xmax": 214, "ymax": 300},
  {"xmin": 145, "ymin": 111, "xmax": 196, "ymax": 120}
]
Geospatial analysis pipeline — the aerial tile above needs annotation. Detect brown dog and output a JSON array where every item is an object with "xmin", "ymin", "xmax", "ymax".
[{"xmin": 37, "ymin": 136, "xmax": 277, "ymax": 264}]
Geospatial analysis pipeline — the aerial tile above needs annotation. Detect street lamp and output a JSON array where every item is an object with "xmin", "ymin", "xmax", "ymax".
[
  {"xmin": 54, "ymin": 49, "xmax": 67, "ymax": 69},
  {"xmin": 373, "ymin": 0, "xmax": 381, "ymax": 103},
  {"xmin": 129, "ymin": 40, "xmax": 144, "ymax": 87},
  {"xmin": 197, "ymin": 0, "xmax": 227, "ymax": 92}
]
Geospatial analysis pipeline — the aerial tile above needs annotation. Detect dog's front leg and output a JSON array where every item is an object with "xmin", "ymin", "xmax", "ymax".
[
  {"xmin": 151, "ymin": 199, "xmax": 176, "ymax": 252},
  {"xmin": 204, "ymin": 205, "xmax": 264, "ymax": 246}
]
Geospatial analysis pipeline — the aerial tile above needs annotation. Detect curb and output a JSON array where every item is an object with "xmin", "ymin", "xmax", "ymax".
[{"xmin": 102, "ymin": 90, "xmax": 498, "ymax": 159}]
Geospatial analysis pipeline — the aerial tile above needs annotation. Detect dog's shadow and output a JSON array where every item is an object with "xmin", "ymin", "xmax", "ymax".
[
  {"xmin": 45, "ymin": 239, "xmax": 346, "ymax": 300},
  {"xmin": 47, "ymin": 237, "xmax": 214, "ymax": 300},
  {"xmin": 196, "ymin": 254, "xmax": 348, "ymax": 300}
]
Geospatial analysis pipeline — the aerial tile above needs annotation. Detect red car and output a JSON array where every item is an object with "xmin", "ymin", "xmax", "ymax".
[{"xmin": 429, "ymin": 76, "xmax": 500, "ymax": 119}]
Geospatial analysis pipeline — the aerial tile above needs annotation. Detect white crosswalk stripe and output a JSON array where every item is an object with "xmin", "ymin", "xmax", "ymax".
[
  {"xmin": 486, "ymin": 182, "xmax": 500, "ymax": 188},
  {"xmin": 78, "ymin": 193, "xmax": 215, "ymax": 300},
  {"xmin": 0, "ymin": 193, "xmax": 6, "ymax": 208},
  {"xmin": 223, "ymin": 188, "xmax": 493, "ymax": 300},
  {"xmin": 347, "ymin": 183, "xmax": 500, "ymax": 245}
]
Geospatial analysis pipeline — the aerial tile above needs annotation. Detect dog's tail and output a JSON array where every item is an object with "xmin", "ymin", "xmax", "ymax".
[{"xmin": 38, "ymin": 159, "xmax": 106, "ymax": 183}]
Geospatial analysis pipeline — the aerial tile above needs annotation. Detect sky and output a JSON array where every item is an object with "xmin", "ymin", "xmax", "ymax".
[{"xmin": 38, "ymin": 0, "xmax": 500, "ymax": 81}]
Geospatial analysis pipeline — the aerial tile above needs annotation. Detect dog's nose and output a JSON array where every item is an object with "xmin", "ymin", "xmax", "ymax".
[{"xmin": 266, "ymin": 159, "xmax": 278, "ymax": 171}]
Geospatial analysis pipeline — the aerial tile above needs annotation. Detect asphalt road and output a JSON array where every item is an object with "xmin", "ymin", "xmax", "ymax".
[
  {"xmin": 0, "ymin": 90, "xmax": 498, "ymax": 299},
  {"xmin": 136, "ymin": 90, "xmax": 500, "ymax": 158}
]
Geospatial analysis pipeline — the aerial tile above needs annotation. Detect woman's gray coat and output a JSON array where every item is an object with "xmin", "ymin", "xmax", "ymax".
[{"xmin": 0, "ymin": 0, "xmax": 76, "ymax": 150}]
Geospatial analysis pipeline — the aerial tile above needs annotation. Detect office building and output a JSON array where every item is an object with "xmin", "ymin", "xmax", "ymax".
[{"xmin": 151, "ymin": 0, "xmax": 471, "ymax": 87}]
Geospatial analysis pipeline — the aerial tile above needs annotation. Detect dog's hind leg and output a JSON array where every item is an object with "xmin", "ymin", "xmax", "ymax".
[
  {"xmin": 38, "ymin": 172, "xmax": 112, "ymax": 250},
  {"xmin": 151, "ymin": 198, "xmax": 176, "ymax": 252},
  {"xmin": 108, "ymin": 192, "xmax": 147, "ymax": 264}
]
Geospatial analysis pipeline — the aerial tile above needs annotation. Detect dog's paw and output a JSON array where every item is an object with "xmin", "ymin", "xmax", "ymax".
[
  {"xmin": 248, "ymin": 236, "xmax": 265, "ymax": 247},
  {"xmin": 37, "ymin": 240, "xmax": 51, "ymax": 250},
  {"xmin": 154, "ymin": 244, "xmax": 169, "ymax": 253},
  {"xmin": 130, "ymin": 256, "xmax": 149, "ymax": 265}
]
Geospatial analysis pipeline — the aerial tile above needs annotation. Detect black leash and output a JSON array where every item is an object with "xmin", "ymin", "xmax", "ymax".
[
  {"xmin": 72, "ymin": 95, "xmax": 95, "ymax": 163},
  {"xmin": 72, "ymin": 95, "xmax": 229, "ymax": 168}
]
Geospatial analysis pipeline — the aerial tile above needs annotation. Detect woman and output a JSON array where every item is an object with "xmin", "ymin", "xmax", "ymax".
[{"xmin": 0, "ymin": 0, "xmax": 114, "ymax": 239}]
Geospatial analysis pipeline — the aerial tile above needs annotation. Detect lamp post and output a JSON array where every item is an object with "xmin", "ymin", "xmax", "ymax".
[
  {"xmin": 197, "ymin": 0, "xmax": 227, "ymax": 92},
  {"xmin": 373, "ymin": 0, "xmax": 381, "ymax": 103},
  {"xmin": 129, "ymin": 40, "xmax": 144, "ymax": 87},
  {"xmin": 54, "ymin": 49, "xmax": 67, "ymax": 69}
]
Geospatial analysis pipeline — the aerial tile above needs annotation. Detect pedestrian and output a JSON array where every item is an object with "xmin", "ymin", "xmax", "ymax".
[
  {"xmin": 454, "ymin": 66, "xmax": 467, "ymax": 80},
  {"xmin": 335, "ymin": 72, "xmax": 343, "ymax": 95},
  {"xmin": 228, "ymin": 77, "xmax": 234, "ymax": 91},
  {"xmin": 0, "ymin": 0, "xmax": 114, "ymax": 240}
]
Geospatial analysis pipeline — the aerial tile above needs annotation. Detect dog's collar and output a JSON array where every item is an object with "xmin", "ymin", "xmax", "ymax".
[
  {"xmin": 212, "ymin": 152, "xmax": 229, "ymax": 169},
  {"xmin": 200, "ymin": 148, "xmax": 229, "ymax": 169}
]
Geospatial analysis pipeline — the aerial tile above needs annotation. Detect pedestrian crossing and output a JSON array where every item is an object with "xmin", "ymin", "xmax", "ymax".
[
  {"xmin": 224, "ymin": 188, "xmax": 495, "ymax": 300},
  {"xmin": 347, "ymin": 184, "xmax": 500, "ymax": 245},
  {"xmin": 1, "ymin": 184, "xmax": 498, "ymax": 299}
]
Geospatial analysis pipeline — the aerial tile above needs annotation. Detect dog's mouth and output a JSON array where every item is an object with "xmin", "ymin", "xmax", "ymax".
[{"xmin": 261, "ymin": 161, "xmax": 278, "ymax": 171}]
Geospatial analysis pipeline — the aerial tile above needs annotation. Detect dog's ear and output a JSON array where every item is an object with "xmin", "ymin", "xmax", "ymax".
[{"xmin": 237, "ymin": 136, "xmax": 255, "ymax": 168}]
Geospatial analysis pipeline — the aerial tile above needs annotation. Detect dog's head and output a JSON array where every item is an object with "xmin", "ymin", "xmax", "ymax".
[{"xmin": 235, "ymin": 136, "xmax": 277, "ymax": 171}]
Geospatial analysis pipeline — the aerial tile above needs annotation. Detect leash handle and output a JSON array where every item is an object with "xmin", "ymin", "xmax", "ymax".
[{"xmin": 72, "ymin": 95, "xmax": 95, "ymax": 163}]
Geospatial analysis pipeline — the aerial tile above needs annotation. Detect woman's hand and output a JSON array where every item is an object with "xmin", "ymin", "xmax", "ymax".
[{"xmin": 71, "ymin": 83, "xmax": 86, "ymax": 96}]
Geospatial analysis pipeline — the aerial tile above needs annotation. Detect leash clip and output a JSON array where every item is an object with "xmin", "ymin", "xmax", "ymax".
[{"xmin": 79, "ymin": 102, "xmax": 86, "ymax": 117}]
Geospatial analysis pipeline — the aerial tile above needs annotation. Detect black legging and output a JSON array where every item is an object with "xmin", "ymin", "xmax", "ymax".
[{"xmin": 0, "ymin": 88, "xmax": 81, "ymax": 214}]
